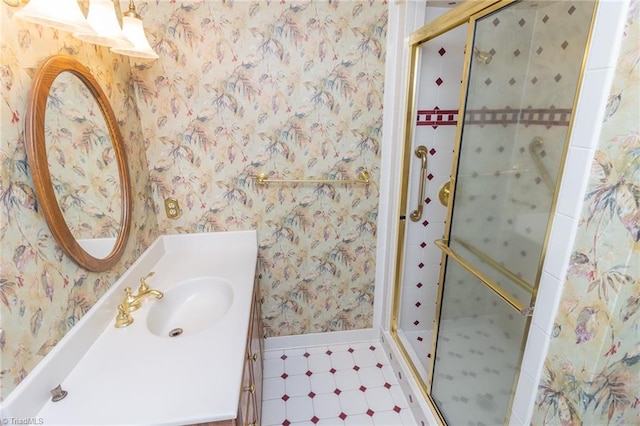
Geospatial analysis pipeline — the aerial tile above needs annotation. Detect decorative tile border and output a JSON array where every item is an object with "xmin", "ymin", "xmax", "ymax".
[
  {"xmin": 417, "ymin": 109, "xmax": 459, "ymax": 127},
  {"xmin": 417, "ymin": 107, "xmax": 572, "ymax": 128}
]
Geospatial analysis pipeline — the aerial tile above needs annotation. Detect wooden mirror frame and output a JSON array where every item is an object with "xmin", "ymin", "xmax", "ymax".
[{"xmin": 25, "ymin": 55, "xmax": 132, "ymax": 272}]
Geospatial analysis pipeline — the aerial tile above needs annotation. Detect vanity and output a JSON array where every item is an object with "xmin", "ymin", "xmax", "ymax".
[{"xmin": 0, "ymin": 231, "xmax": 262, "ymax": 425}]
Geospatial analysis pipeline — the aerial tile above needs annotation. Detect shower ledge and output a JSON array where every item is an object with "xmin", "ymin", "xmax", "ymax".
[{"xmin": 0, "ymin": 230, "xmax": 258, "ymax": 425}]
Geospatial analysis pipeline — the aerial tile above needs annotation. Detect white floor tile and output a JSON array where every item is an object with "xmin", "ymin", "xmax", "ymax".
[
  {"xmin": 352, "ymin": 349, "xmax": 378, "ymax": 368},
  {"xmin": 372, "ymin": 409, "xmax": 405, "ymax": 426},
  {"xmin": 286, "ymin": 355, "xmax": 310, "ymax": 375},
  {"xmin": 344, "ymin": 413, "xmax": 375, "ymax": 425},
  {"xmin": 364, "ymin": 387, "xmax": 396, "ymax": 412},
  {"xmin": 286, "ymin": 374, "xmax": 312, "ymax": 397},
  {"xmin": 331, "ymin": 351, "xmax": 356, "ymax": 370},
  {"xmin": 334, "ymin": 369, "xmax": 362, "ymax": 391},
  {"xmin": 312, "ymin": 392, "xmax": 342, "ymax": 417},
  {"xmin": 338, "ymin": 389, "xmax": 369, "ymax": 415},
  {"xmin": 263, "ymin": 376, "xmax": 286, "ymax": 400},
  {"xmin": 357, "ymin": 366, "xmax": 387, "ymax": 388},
  {"xmin": 262, "ymin": 340, "xmax": 417, "ymax": 426},
  {"xmin": 308, "ymin": 353, "xmax": 333, "ymax": 372},
  {"xmin": 310, "ymin": 371, "xmax": 338, "ymax": 394},
  {"xmin": 317, "ymin": 417, "xmax": 345, "ymax": 425},
  {"xmin": 287, "ymin": 395, "xmax": 315, "ymax": 423},
  {"xmin": 262, "ymin": 398, "xmax": 287, "ymax": 425}
]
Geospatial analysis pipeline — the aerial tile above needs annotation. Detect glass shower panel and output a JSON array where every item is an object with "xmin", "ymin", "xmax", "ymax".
[
  {"xmin": 431, "ymin": 261, "xmax": 527, "ymax": 425},
  {"xmin": 446, "ymin": 0, "xmax": 597, "ymax": 307},
  {"xmin": 396, "ymin": 20, "xmax": 467, "ymax": 378},
  {"xmin": 431, "ymin": 1, "xmax": 596, "ymax": 423}
]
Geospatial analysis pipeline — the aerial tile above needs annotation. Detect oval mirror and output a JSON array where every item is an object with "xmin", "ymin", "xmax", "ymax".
[{"xmin": 25, "ymin": 55, "xmax": 132, "ymax": 272}]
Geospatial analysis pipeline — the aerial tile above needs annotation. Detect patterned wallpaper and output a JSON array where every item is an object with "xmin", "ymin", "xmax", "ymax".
[
  {"xmin": 0, "ymin": 4, "xmax": 159, "ymax": 400},
  {"xmin": 131, "ymin": 1, "xmax": 388, "ymax": 337},
  {"xmin": 46, "ymin": 71, "xmax": 121, "ymax": 240},
  {"xmin": 0, "ymin": 0, "xmax": 387, "ymax": 402},
  {"xmin": 533, "ymin": 1, "xmax": 640, "ymax": 424}
]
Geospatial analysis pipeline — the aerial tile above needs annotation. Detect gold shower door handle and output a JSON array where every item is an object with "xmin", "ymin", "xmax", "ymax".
[
  {"xmin": 409, "ymin": 146, "xmax": 429, "ymax": 222},
  {"xmin": 438, "ymin": 180, "xmax": 451, "ymax": 206}
]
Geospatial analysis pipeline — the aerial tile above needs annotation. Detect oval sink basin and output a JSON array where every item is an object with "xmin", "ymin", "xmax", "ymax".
[{"xmin": 146, "ymin": 277, "xmax": 234, "ymax": 337}]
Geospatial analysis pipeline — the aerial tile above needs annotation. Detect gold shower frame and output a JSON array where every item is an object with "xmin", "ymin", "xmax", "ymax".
[{"xmin": 389, "ymin": 0, "xmax": 598, "ymax": 423}]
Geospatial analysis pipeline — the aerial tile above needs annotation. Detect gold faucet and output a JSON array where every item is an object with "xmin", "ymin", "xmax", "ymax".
[{"xmin": 115, "ymin": 272, "xmax": 163, "ymax": 328}]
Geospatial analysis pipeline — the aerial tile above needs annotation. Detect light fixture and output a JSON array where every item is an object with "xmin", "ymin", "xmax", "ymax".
[
  {"xmin": 73, "ymin": 0, "xmax": 133, "ymax": 48},
  {"xmin": 13, "ymin": 0, "xmax": 96, "ymax": 33},
  {"xmin": 2, "ymin": 0, "xmax": 27, "ymax": 7},
  {"xmin": 110, "ymin": 0, "xmax": 158, "ymax": 59}
]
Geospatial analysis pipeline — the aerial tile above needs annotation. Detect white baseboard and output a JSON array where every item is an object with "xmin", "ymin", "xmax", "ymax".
[{"xmin": 264, "ymin": 328, "xmax": 381, "ymax": 351}]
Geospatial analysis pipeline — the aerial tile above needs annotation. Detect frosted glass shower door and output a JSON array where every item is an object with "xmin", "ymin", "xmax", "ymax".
[
  {"xmin": 395, "ymin": 20, "xmax": 467, "ymax": 379},
  {"xmin": 430, "ymin": 1, "xmax": 596, "ymax": 424}
]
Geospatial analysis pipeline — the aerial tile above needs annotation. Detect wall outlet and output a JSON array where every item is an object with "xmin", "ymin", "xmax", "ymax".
[{"xmin": 164, "ymin": 198, "xmax": 181, "ymax": 219}]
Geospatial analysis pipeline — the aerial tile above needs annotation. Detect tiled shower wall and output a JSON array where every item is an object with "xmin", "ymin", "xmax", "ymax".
[{"xmin": 397, "ymin": 10, "xmax": 466, "ymax": 338}]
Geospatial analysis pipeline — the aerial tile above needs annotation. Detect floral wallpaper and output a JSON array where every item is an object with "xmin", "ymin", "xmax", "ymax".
[
  {"xmin": 46, "ymin": 71, "xmax": 122, "ymax": 240},
  {"xmin": 533, "ymin": 1, "xmax": 640, "ymax": 424},
  {"xmin": 132, "ymin": 1, "xmax": 388, "ymax": 337},
  {"xmin": 0, "ymin": 4, "xmax": 159, "ymax": 400}
]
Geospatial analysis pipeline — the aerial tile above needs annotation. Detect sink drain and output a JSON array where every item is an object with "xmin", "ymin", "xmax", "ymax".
[{"xmin": 168, "ymin": 328, "xmax": 183, "ymax": 337}]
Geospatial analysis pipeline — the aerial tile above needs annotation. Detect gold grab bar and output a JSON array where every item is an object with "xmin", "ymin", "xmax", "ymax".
[
  {"xmin": 434, "ymin": 239, "xmax": 533, "ymax": 316},
  {"xmin": 409, "ymin": 146, "xmax": 429, "ymax": 222},
  {"xmin": 255, "ymin": 170, "xmax": 371, "ymax": 185},
  {"xmin": 452, "ymin": 238, "xmax": 534, "ymax": 293},
  {"xmin": 529, "ymin": 137, "xmax": 555, "ymax": 192}
]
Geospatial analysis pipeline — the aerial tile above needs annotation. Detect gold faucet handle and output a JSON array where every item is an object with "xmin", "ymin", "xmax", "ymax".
[
  {"xmin": 115, "ymin": 304, "xmax": 133, "ymax": 328},
  {"xmin": 137, "ymin": 271, "xmax": 155, "ymax": 294},
  {"xmin": 123, "ymin": 287, "xmax": 141, "ymax": 312}
]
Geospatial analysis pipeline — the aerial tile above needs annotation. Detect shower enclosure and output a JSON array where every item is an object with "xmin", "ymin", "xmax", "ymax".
[{"xmin": 391, "ymin": 0, "xmax": 597, "ymax": 423}]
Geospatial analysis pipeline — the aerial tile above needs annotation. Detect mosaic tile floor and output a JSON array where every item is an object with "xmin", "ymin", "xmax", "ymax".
[{"xmin": 261, "ymin": 341, "xmax": 417, "ymax": 425}]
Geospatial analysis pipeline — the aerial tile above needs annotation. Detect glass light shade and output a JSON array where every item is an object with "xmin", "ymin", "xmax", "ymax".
[
  {"xmin": 73, "ymin": 0, "xmax": 133, "ymax": 48},
  {"xmin": 110, "ymin": 15, "xmax": 158, "ymax": 59},
  {"xmin": 14, "ymin": 0, "xmax": 95, "ymax": 33}
]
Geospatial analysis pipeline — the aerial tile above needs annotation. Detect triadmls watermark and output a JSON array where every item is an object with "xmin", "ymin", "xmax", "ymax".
[{"xmin": 1, "ymin": 418, "xmax": 45, "ymax": 425}]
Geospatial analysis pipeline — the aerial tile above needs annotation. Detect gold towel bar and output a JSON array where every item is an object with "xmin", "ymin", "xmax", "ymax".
[
  {"xmin": 255, "ymin": 170, "xmax": 371, "ymax": 185},
  {"xmin": 434, "ymin": 239, "xmax": 533, "ymax": 316},
  {"xmin": 452, "ymin": 237, "xmax": 534, "ymax": 294},
  {"xmin": 529, "ymin": 137, "xmax": 555, "ymax": 192}
]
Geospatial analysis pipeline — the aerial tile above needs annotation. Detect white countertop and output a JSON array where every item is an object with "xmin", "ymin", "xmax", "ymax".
[{"xmin": 1, "ymin": 231, "xmax": 258, "ymax": 425}]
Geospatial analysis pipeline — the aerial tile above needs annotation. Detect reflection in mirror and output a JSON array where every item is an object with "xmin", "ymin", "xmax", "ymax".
[
  {"xmin": 25, "ymin": 55, "xmax": 131, "ymax": 272},
  {"xmin": 45, "ymin": 71, "xmax": 122, "ymax": 258}
]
